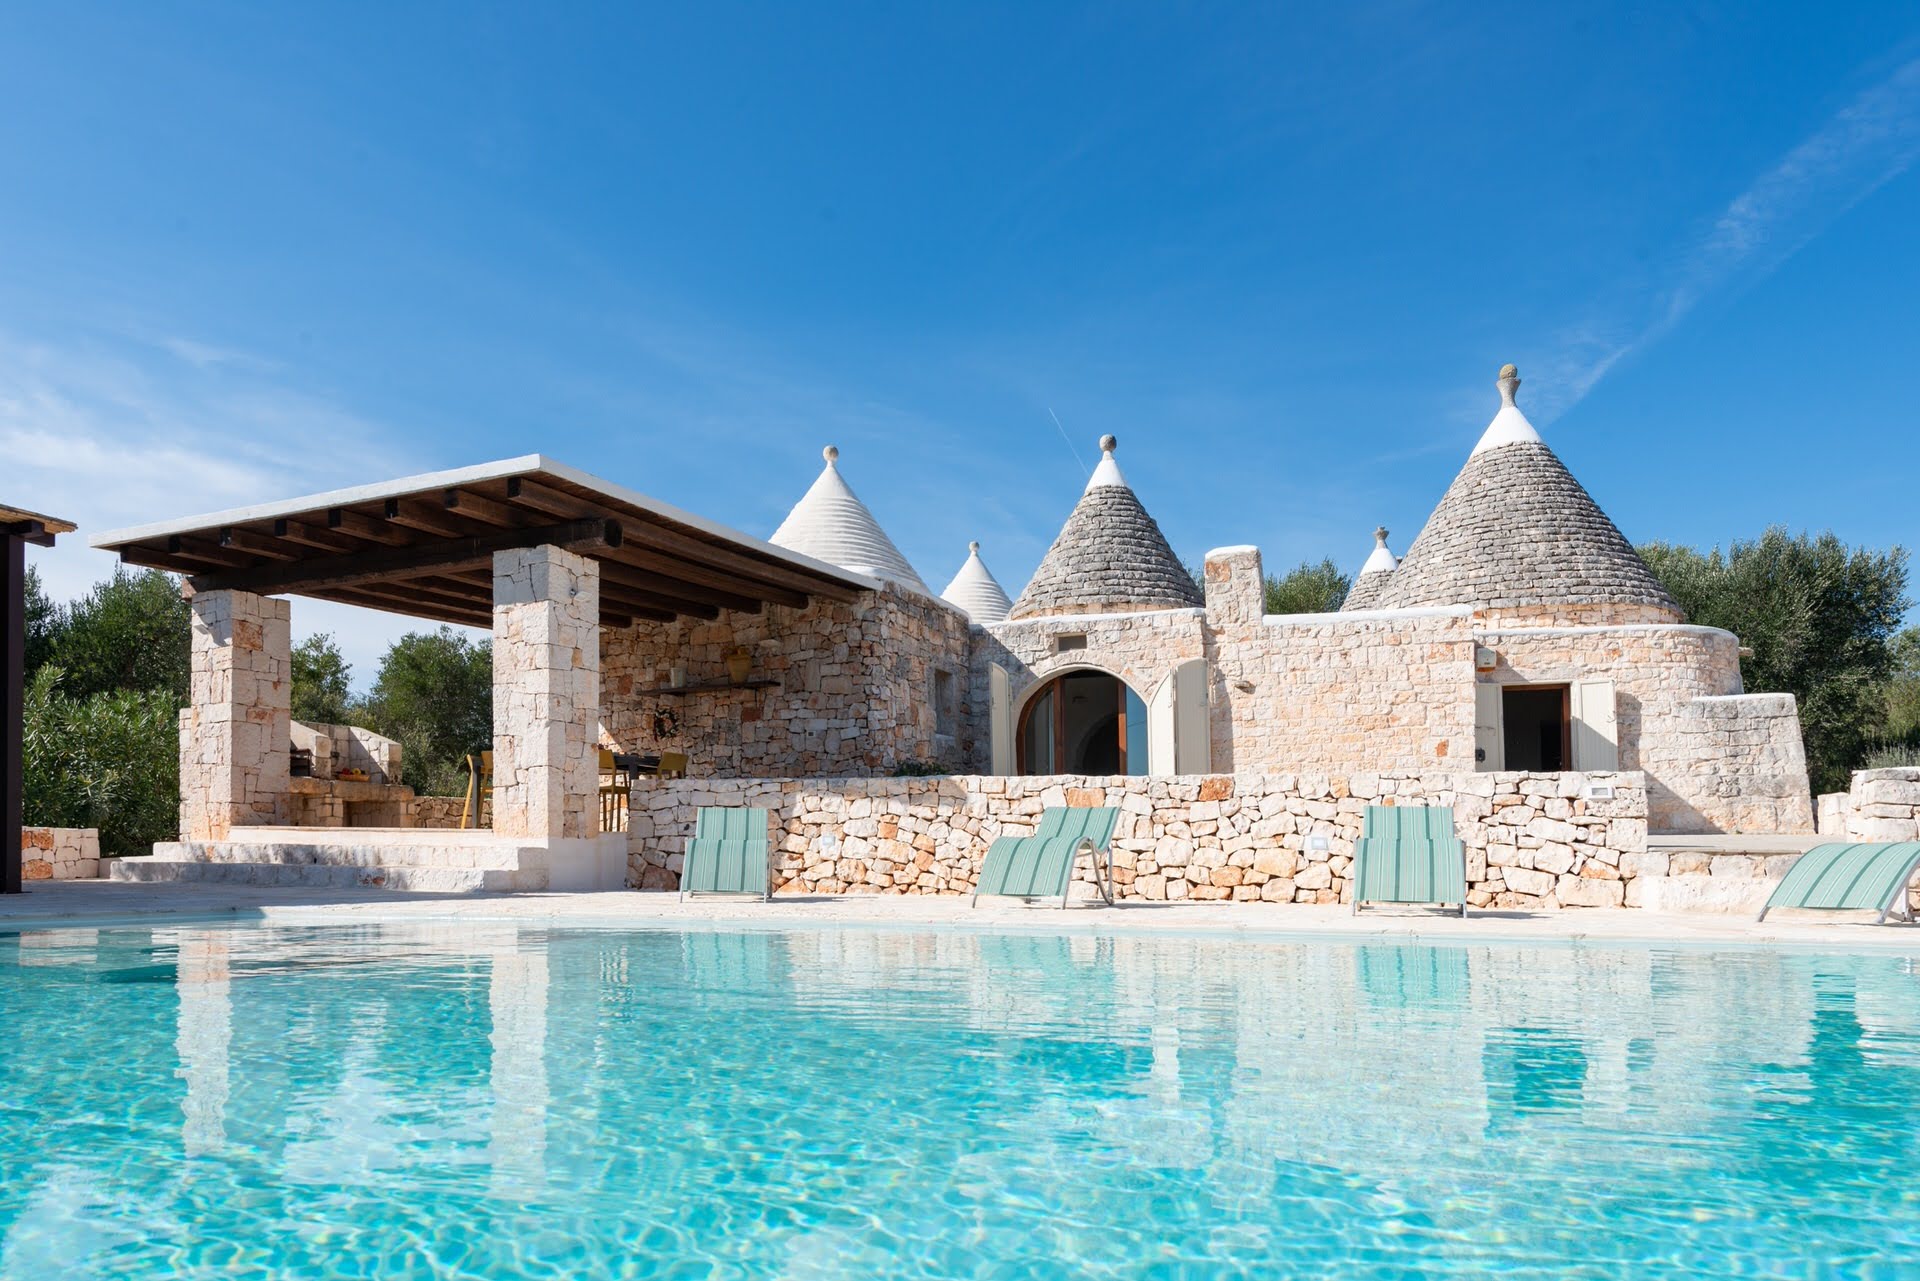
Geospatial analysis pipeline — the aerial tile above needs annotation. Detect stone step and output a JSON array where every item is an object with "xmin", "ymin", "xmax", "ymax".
[
  {"xmin": 148, "ymin": 840, "xmax": 545, "ymax": 872},
  {"xmin": 110, "ymin": 858, "xmax": 529, "ymax": 893}
]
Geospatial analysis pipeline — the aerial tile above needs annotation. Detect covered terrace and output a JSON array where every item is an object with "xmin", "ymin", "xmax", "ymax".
[{"xmin": 92, "ymin": 457, "xmax": 876, "ymax": 887}]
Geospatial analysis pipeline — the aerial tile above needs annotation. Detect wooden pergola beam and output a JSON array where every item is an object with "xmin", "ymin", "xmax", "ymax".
[
  {"xmin": 384, "ymin": 497, "xmax": 469, "ymax": 539},
  {"xmin": 220, "ymin": 526, "xmax": 302, "ymax": 561},
  {"xmin": 597, "ymin": 556, "xmax": 767, "ymax": 614},
  {"xmin": 326, "ymin": 507, "xmax": 412, "ymax": 546},
  {"xmin": 443, "ymin": 487, "xmax": 521, "ymax": 527},
  {"xmin": 273, "ymin": 518, "xmax": 362, "ymax": 553},
  {"xmin": 189, "ymin": 518, "xmax": 621, "ymax": 596}
]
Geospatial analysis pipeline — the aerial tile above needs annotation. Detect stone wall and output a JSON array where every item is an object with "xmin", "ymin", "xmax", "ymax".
[
  {"xmin": 1477, "ymin": 624, "xmax": 1811, "ymax": 834},
  {"xmin": 413, "ymin": 796, "xmax": 469, "ymax": 829},
  {"xmin": 627, "ymin": 770, "xmax": 1648, "ymax": 909},
  {"xmin": 1664, "ymin": 695, "xmax": 1814, "ymax": 834},
  {"xmin": 601, "ymin": 583, "xmax": 974, "ymax": 777},
  {"xmin": 290, "ymin": 720, "xmax": 401, "ymax": 784},
  {"xmin": 1216, "ymin": 610, "xmax": 1477, "ymax": 774},
  {"xmin": 976, "ymin": 606, "xmax": 1207, "ymax": 767},
  {"xmin": 179, "ymin": 589, "xmax": 291, "ymax": 840},
  {"xmin": 1818, "ymin": 768, "xmax": 1920, "ymax": 842},
  {"xmin": 19, "ymin": 827, "xmax": 101, "ymax": 880}
]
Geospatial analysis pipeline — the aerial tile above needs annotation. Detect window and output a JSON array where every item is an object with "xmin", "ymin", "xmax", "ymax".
[
  {"xmin": 1055, "ymin": 634, "xmax": 1087, "ymax": 653},
  {"xmin": 1017, "ymin": 670, "xmax": 1148, "ymax": 775},
  {"xmin": 932, "ymin": 668, "xmax": 957, "ymax": 738}
]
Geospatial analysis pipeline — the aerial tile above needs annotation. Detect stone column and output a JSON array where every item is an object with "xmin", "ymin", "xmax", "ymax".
[
  {"xmin": 492, "ymin": 545, "xmax": 600, "ymax": 840},
  {"xmin": 1203, "ymin": 545, "xmax": 1264, "ymax": 624},
  {"xmin": 179, "ymin": 589, "xmax": 291, "ymax": 840}
]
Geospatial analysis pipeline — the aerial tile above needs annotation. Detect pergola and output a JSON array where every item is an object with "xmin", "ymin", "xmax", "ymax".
[
  {"xmin": 5, "ymin": 504, "xmax": 76, "ymax": 894},
  {"xmin": 94, "ymin": 455, "xmax": 875, "ymax": 628},
  {"xmin": 91, "ymin": 457, "xmax": 877, "ymax": 867}
]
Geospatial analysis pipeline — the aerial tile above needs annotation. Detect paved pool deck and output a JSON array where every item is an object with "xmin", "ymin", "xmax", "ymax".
[{"xmin": 5, "ymin": 879, "xmax": 1920, "ymax": 950}]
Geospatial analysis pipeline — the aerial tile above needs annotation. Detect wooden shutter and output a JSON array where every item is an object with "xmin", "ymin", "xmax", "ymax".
[
  {"xmin": 1173, "ymin": 659, "xmax": 1211, "ymax": 774},
  {"xmin": 1147, "ymin": 672, "xmax": 1177, "ymax": 775},
  {"xmin": 1571, "ymin": 678, "xmax": 1618, "ymax": 772},
  {"xmin": 1474, "ymin": 683, "xmax": 1503, "ymax": 771},
  {"xmin": 989, "ymin": 664, "xmax": 1014, "ymax": 774}
]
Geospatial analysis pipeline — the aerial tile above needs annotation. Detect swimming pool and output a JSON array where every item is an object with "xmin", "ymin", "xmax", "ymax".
[{"xmin": 2, "ymin": 921, "xmax": 1917, "ymax": 1278}]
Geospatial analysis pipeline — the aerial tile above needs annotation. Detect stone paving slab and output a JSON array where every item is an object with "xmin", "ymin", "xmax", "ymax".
[{"xmin": 6, "ymin": 880, "xmax": 1920, "ymax": 951}]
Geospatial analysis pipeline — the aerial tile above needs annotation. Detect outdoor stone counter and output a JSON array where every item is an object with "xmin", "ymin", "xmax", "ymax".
[
  {"xmin": 19, "ymin": 827, "xmax": 101, "ymax": 880},
  {"xmin": 628, "ymin": 771, "xmax": 1649, "ymax": 909}
]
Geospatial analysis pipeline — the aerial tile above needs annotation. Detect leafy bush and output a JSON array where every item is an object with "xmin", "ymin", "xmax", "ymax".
[
  {"xmin": 38, "ymin": 567, "xmax": 191, "ymax": 701},
  {"xmin": 1865, "ymin": 744, "xmax": 1920, "ymax": 769},
  {"xmin": 291, "ymin": 632, "xmax": 354, "ymax": 725},
  {"xmin": 23, "ymin": 668, "xmax": 180, "ymax": 857},
  {"xmin": 1640, "ymin": 530, "xmax": 1911, "ymax": 794},
  {"xmin": 360, "ymin": 628, "xmax": 493, "ymax": 798},
  {"xmin": 1264, "ymin": 558, "xmax": 1353, "ymax": 615}
]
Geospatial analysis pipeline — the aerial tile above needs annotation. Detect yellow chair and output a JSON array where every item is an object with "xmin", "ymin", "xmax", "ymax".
[
  {"xmin": 657, "ymin": 751, "xmax": 688, "ymax": 780},
  {"xmin": 599, "ymin": 748, "xmax": 632, "ymax": 832},
  {"xmin": 461, "ymin": 751, "xmax": 493, "ymax": 829}
]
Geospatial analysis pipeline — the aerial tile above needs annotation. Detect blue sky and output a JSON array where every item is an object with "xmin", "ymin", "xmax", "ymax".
[{"xmin": 5, "ymin": 3, "xmax": 1918, "ymax": 681}]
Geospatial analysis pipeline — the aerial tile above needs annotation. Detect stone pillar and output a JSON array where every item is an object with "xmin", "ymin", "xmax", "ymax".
[
  {"xmin": 1203, "ymin": 545, "xmax": 1264, "ymax": 624},
  {"xmin": 492, "ymin": 545, "xmax": 599, "ymax": 840},
  {"xmin": 179, "ymin": 589, "xmax": 291, "ymax": 840}
]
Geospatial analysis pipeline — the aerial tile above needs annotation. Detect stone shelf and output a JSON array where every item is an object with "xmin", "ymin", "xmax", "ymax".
[{"xmin": 637, "ymin": 679, "xmax": 782, "ymax": 696}]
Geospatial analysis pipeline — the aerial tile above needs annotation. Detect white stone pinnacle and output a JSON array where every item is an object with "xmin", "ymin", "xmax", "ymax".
[
  {"xmin": 1470, "ymin": 362, "xmax": 1544, "ymax": 456},
  {"xmin": 1361, "ymin": 525, "xmax": 1397, "ymax": 575},
  {"xmin": 1085, "ymin": 433, "xmax": 1129, "ymax": 492}
]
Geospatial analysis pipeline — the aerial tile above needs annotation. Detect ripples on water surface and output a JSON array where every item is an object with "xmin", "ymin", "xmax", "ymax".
[{"xmin": 3, "ymin": 922, "xmax": 1919, "ymax": 1278}]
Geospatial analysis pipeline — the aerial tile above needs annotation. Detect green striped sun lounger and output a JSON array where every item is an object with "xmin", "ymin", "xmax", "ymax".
[
  {"xmin": 1758, "ymin": 842, "xmax": 1920, "ymax": 923},
  {"xmin": 1351, "ymin": 804, "xmax": 1469, "ymax": 917},
  {"xmin": 679, "ymin": 807, "xmax": 773, "ymax": 902},
  {"xmin": 973, "ymin": 807, "xmax": 1120, "ymax": 909}
]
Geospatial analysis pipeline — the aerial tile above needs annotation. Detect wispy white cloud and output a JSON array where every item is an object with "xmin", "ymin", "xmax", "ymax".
[
  {"xmin": 0, "ymin": 326, "xmax": 444, "ymax": 684},
  {"xmin": 1534, "ymin": 56, "xmax": 1920, "ymax": 420}
]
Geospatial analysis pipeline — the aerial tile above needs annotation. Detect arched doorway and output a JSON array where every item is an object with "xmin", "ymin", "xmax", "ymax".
[{"xmin": 1017, "ymin": 670, "xmax": 1148, "ymax": 775}]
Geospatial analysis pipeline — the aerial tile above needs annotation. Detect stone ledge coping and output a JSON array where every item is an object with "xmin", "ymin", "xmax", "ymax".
[
  {"xmin": 1648, "ymin": 834, "xmax": 1824, "ymax": 855},
  {"xmin": 289, "ymin": 777, "xmax": 413, "ymax": 800},
  {"xmin": 9, "ymin": 884, "xmax": 1920, "ymax": 950}
]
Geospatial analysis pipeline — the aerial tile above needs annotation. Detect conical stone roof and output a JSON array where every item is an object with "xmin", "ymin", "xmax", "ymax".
[
  {"xmin": 940, "ymin": 541, "xmax": 1014, "ymax": 624},
  {"xmin": 1340, "ymin": 526, "xmax": 1398, "ymax": 611},
  {"xmin": 771, "ymin": 445, "xmax": 929, "ymax": 595},
  {"xmin": 1009, "ymin": 436, "xmax": 1204, "ymax": 620},
  {"xmin": 1371, "ymin": 365, "xmax": 1680, "ymax": 620}
]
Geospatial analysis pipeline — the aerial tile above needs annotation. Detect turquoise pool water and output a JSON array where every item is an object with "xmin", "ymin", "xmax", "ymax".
[{"xmin": 3, "ymin": 922, "xmax": 1919, "ymax": 1278}]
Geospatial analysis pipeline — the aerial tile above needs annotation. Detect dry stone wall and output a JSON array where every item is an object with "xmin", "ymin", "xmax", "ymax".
[
  {"xmin": 1818, "ymin": 769, "xmax": 1920, "ymax": 842},
  {"xmin": 601, "ymin": 583, "xmax": 974, "ymax": 777},
  {"xmin": 19, "ymin": 827, "xmax": 100, "ymax": 880},
  {"xmin": 628, "ymin": 770, "xmax": 1647, "ymax": 909}
]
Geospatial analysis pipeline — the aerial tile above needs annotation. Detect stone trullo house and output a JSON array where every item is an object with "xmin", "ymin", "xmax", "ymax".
[
  {"xmin": 96, "ymin": 363, "xmax": 1822, "ymax": 903},
  {"xmin": 666, "ymin": 363, "xmax": 1808, "ymax": 837}
]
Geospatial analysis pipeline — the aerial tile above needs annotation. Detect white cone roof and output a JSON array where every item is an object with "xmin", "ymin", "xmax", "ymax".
[
  {"xmin": 940, "ymin": 541, "xmax": 1013, "ymax": 623},
  {"xmin": 771, "ymin": 445, "xmax": 929, "ymax": 595},
  {"xmin": 1341, "ymin": 526, "xmax": 1398, "ymax": 610}
]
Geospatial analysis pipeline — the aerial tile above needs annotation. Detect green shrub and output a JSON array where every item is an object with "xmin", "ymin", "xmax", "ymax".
[{"xmin": 23, "ymin": 668, "xmax": 180, "ymax": 857}]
